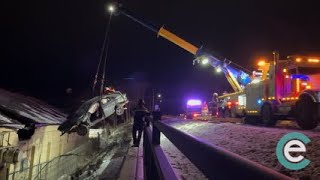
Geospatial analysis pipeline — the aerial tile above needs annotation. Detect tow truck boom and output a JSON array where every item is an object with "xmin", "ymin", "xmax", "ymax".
[{"xmin": 110, "ymin": 4, "xmax": 251, "ymax": 92}]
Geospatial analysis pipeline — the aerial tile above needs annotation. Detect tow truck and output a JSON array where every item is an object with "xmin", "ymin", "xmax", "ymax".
[
  {"xmin": 221, "ymin": 54, "xmax": 320, "ymax": 129},
  {"xmin": 108, "ymin": 3, "xmax": 320, "ymax": 129}
]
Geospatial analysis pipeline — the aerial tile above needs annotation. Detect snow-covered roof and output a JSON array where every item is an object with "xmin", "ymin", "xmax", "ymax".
[{"xmin": 0, "ymin": 89, "xmax": 66, "ymax": 126}]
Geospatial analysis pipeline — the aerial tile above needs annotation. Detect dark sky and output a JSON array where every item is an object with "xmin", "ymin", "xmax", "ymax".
[{"xmin": 2, "ymin": 0, "xmax": 320, "ymax": 110}]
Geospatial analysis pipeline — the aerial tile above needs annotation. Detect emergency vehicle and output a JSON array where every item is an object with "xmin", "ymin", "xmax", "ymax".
[
  {"xmin": 185, "ymin": 99, "xmax": 211, "ymax": 120},
  {"xmin": 185, "ymin": 99, "xmax": 202, "ymax": 119},
  {"xmin": 108, "ymin": 3, "xmax": 320, "ymax": 129},
  {"xmin": 220, "ymin": 54, "xmax": 320, "ymax": 129}
]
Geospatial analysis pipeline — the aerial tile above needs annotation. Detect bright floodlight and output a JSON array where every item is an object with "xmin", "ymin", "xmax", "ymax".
[
  {"xmin": 201, "ymin": 58, "xmax": 209, "ymax": 65},
  {"xmin": 187, "ymin": 99, "xmax": 202, "ymax": 106},
  {"xmin": 216, "ymin": 67, "xmax": 222, "ymax": 73},
  {"xmin": 257, "ymin": 60, "xmax": 266, "ymax": 66},
  {"xmin": 251, "ymin": 79, "xmax": 261, "ymax": 84},
  {"xmin": 158, "ymin": 94, "xmax": 161, "ymax": 98},
  {"xmin": 108, "ymin": 5, "xmax": 115, "ymax": 13}
]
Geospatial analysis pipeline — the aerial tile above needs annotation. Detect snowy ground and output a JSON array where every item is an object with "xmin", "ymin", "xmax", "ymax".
[
  {"xmin": 0, "ymin": 88, "xmax": 66, "ymax": 127},
  {"xmin": 161, "ymin": 133, "xmax": 207, "ymax": 180},
  {"xmin": 160, "ymin": 118, "xmax": 320, "ymax": 180},
  {"xmin": 57, "ymin": 123, "xmax": 132, "ymax": 180}
]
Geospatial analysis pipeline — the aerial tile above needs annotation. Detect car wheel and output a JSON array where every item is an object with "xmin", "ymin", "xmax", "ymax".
[
  {"xmin": 115, "ymin": 106, "xmax": 124, "ymax": 116},
  {"xmin": 77, "ymin": 124, "xmax": 88, "ymax": 136}
]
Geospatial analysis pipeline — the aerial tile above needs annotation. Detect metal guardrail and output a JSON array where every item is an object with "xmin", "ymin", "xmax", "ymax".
[{"xmin": 143, "ymin": 112, "xmax": 293, "ymax": 180}]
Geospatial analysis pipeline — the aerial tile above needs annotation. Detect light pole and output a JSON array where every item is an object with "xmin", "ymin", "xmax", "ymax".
[{"xmin": 152, "ymin": 89, "xmax": 155, "ymax": 111}]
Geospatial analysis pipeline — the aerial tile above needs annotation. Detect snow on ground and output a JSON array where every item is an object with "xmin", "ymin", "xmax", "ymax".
[
  {"xmin": 161, "ymin": 135, "xmax": 207, "ymax": 180},
  {"xmin": 0, "ymin": 88, "xmax": 66, "ymax": 126},
  {"xmin": 67, "ymin": 123, "xmax": 132, "ymax": 179},
  {"xmin": 160, "ymin": 118, "xmax": 320, "ymax": 180}
]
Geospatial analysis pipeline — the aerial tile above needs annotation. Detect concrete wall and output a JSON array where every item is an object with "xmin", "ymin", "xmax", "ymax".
[{"xmin": 0, "ymin": 125, "xmax": 95, "ymax": 180}]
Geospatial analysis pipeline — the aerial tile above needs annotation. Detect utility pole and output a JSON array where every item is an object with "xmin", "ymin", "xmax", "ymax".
[{"xmin": 152, "ymin": 89, "xmax": 155, "ymax": 111}]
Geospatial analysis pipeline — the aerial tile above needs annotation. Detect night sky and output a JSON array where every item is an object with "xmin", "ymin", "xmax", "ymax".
[{"xmin": 2, "ymin": 1, "xmax": 320, "ymax": 112}]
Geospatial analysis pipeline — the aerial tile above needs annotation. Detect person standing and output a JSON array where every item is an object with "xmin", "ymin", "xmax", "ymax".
[
  {"xmin": 211, "ymin": 93, "xmax": 219, "ymax": 117},
  {"xmin": 202, "ymin": 101, "xmax": 209, "ymax": 116},
  {"xmin": 218, "ymin": 91, "xmax": 228, "ymax": 118},
  {"xmin": 132, "ymin": 99, "xmax": 149, "ymax": 147}
]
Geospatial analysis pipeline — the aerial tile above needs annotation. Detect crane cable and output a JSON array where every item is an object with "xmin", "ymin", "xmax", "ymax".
[
  {"xmin": 100, "ymin": 13, "xmax": 113, "ymax": 100},
  {"xmin": 92, "ymin": 13, "xmax": 113, "ymax": 98}
]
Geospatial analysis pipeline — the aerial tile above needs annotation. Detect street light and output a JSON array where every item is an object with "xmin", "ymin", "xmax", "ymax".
[
  {"xmin": 158, "ymin": 94, "xmax": 161, "ymax": 98},
  {"xmin": 201, "ymin": 58, "xmax": 209, "ymax": 65},
  {"xmin": 107, "ymin": 4, "xmax": 117, "ymax": 14},
  {"xmin": 216, "ymin": 66, "xmax": 222, "ymax": 73},
  {"xmin": 108, "ymin": 5, "xmax": 115, "ymax": 13}
]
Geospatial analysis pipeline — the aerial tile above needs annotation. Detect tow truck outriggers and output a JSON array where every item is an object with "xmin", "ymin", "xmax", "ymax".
[{"xmin": 108, "ymin": 3, "xmax": 320, "ymax": 129}]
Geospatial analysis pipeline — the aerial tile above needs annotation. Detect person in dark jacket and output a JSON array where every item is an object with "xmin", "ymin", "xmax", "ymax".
[{"xmin": 132, "ymin": 99, "xmax": 149, "ymax": 147}]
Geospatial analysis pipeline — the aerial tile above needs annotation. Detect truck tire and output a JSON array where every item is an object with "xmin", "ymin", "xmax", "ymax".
[
  {"xmin": 244, "ymin": 115, "xmax": 258, "ymax": 124},
  {"xmin": 231, "ymin": 108, "xmax": 237, "ymax": 118},
  {"xmin": 261, "ymin": 104, "xmax": 277, "ymax": 126},
  {"xmin": 296, "ymin": 96, "xmax": 318, "ymax": 130},
  {"xmin": 223, "ymin": 108, "xmax": 231, "ymax": 118}
]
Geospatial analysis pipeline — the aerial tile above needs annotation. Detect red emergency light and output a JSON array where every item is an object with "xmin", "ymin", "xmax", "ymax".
[{"xmin": 193, "ymin": 113, "xmax": 201, "ymax": 117}]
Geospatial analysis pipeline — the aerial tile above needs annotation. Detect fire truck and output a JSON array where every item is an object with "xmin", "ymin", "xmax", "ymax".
[{"xmin": 108, "ymin": 3, "xmax": 320, "ymax": 129}]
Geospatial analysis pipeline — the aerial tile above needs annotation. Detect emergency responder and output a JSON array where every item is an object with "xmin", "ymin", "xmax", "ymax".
[
  {"xmin": 132, "ymin": 99, "xmax": 149, "ymax": 147},
  {"xmin": 219, "ymin": 98, "xmax": 227, "ymax": 118},
  {"xmin": 202, "ymin": 101, "xmax": 209, "ymax": 116},
  {"xmin": 218, "ymin": 91, "xmax": 228, "ymax": 118},
  {"xmin": 211, "ymin": 93, "xmax": 219, "ymax": 116}
]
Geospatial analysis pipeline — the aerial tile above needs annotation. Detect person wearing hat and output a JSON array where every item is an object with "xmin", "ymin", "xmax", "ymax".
[{"xmin": 132, "ymin": 99, "xmax": 149, "ymax": 147}]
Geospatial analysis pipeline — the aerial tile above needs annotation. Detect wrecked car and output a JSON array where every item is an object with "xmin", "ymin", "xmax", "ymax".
[{"xmin": 58, "ymin": 91, "xmax": 128, "ymax": 136}]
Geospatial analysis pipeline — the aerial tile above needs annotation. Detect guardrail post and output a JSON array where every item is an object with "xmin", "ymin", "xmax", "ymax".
[
  {"xmin": 152, "ymin": 111, "xmax": 162, "ymax": 145},
  {"xmin": 143, "ymin": 129, "xmax": 148, "ymax": 168},
  {"xmin": 143, "ymin": 126, "xmax": 152, "ymax": 179}
]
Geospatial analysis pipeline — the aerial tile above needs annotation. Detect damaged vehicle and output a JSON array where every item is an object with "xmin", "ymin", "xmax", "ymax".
[{"xmin": 58, "ymin": 91, "xmax": 128, "ymax": 136}]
